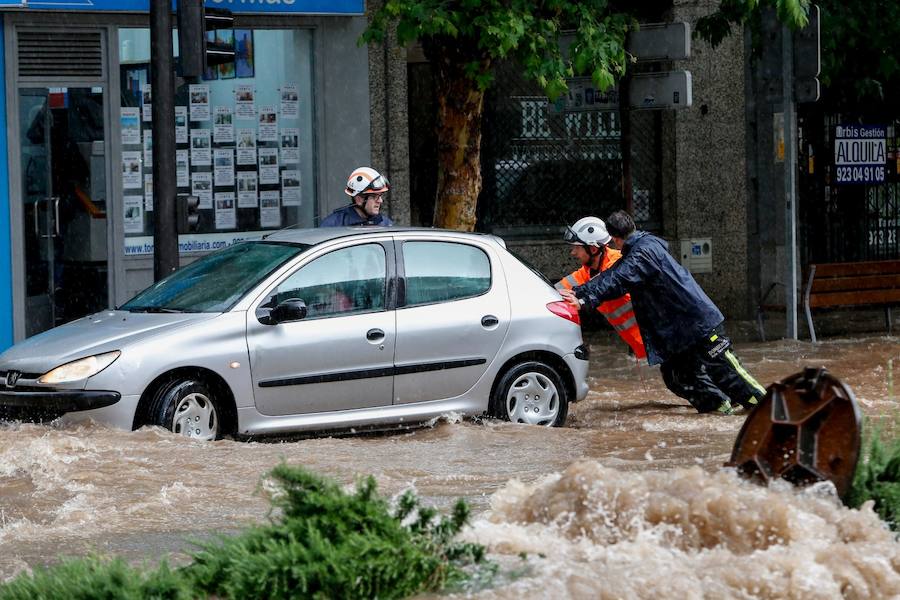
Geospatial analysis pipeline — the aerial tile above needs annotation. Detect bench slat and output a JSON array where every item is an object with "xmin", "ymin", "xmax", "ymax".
[
  {"xmin": 812, "ymin": 260, "xmax": 900, "ymax": 278},
  {"xmin": 810, "ymin": 274, "xmax": 900, "ymax": 293},
  {"xmin": 808, "ymin": 288, "xmax": 900, "ymax": 308}
]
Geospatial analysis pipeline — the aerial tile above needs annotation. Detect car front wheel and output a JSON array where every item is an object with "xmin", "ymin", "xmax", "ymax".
[
  {"xmin": 150, "ymin": 379, "xmax": 221, "ymax": 440},
  {"xmin": 490, "ymin": 361, "xmax": 568, "ymax": 427}
]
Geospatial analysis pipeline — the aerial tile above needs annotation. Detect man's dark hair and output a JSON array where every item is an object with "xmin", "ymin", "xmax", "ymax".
[{"xmin": 606, "ymin": 210, "xmax": 636, "ymax": 239}]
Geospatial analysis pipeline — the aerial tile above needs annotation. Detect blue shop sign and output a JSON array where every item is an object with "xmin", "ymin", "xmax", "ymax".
[{"xmin": 0, "ymin": 0, "xmax": 363, "ymax": 15}]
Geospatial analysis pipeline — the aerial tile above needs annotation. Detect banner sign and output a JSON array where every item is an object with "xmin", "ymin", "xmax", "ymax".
[
  {"xmin": 0, "ymin": 0, "xmax": 363, "ymax": 15},
  {"xmin": 834, "ymin": 124, "xmax": 887, "ymax": 185},
  {"xmin": 125, "ymin": 231, "xmax": 266, "ymax": 256}
]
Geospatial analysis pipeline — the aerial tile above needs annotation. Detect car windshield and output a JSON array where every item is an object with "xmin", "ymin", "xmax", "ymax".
[{"xmin": 121, "ymin": 242, "xmax": 309, "ymax": 313}]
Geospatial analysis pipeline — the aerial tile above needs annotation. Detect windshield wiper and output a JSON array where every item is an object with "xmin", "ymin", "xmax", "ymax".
[{"xmin": 126, "ymin": 306, "xmax": 196, "ymax": 313}]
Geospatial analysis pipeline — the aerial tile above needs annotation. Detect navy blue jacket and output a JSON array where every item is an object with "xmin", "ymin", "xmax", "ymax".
[
  {"xmin": 320, "ymin": 204, "xmax": 394, "ymax": 227},
  {"xmin": 573, "ymin": 231, "xmax": 724, "ymax": 365}
]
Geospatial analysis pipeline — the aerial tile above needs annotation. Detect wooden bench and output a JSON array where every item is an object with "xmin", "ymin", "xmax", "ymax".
[{"xmin": 757, "ymin": 259, "xmax": 900, "ymax": 342}]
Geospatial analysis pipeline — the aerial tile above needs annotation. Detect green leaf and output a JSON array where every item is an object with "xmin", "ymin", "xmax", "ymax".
[{"xmin": 593, "ymin": 68, "xmax": 616, "ymax": 91}]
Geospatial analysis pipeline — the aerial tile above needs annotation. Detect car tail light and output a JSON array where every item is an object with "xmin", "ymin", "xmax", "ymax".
[{"xmin": 546, "ymin": 301, "xmax": 580, "ymax": 325}]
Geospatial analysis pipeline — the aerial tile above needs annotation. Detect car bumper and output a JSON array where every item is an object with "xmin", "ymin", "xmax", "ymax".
[
  {"xmin": 58, "ymin": 394, "xmax": 141, "ymax": 430},
  {"xmin": 0, "ymin": 389, "xmax": 121, "ymax": 422},
  {"xmin": 564, "ymin": 348, "xmax": 590, "ymax": 402}
]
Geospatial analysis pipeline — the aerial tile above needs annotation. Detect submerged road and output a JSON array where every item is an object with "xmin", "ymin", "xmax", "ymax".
[{"xmin": 1, "ymin": 333, "xmax": 899, "ymax": 597}]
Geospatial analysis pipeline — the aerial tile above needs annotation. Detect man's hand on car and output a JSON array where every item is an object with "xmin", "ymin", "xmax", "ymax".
[{"xmin": 559, "ymin": 288, "xmax": 582, "ymax": 309}]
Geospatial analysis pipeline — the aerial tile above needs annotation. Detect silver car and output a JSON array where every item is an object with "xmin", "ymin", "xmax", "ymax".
[{"xmin": 0, "ymin": 228, "xmax": 589, "ymax": 439}]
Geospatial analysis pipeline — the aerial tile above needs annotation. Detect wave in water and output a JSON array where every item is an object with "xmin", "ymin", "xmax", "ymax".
[{"xmin": 461, "ymin": 460, "xmax": 900, "ymax": 599}]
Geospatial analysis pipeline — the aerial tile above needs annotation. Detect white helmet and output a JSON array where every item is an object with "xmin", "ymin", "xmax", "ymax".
[
  {"xmin": 345, "ymin": 166, "xmax": 390, "ymax": 198},
  {"xmin": 564, "ymin": 216, "xmax": 611, "ymax": 247}
]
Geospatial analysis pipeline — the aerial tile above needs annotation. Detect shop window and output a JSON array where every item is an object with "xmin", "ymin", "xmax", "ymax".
[
  {"xmin": 119, "ymin": 28, "xmax": 315, "ymax": 251},
  {"xmin": 476, "ymin": 60, "xmax": 662, "ymax": 235}
]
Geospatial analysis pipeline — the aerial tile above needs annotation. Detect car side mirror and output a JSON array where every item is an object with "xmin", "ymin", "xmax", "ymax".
[{"xmin": 269, "ymin": 298, "xmax": 307, "ymax": 324}]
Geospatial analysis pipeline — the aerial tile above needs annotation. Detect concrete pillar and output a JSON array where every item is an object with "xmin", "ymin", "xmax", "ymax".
[
  {"xmin": 669, "ymin": 0, "xmax": 753, "ymax": 321},
  {"xmin": 367, "ymin": 1, "xmax": 411, "ymax": 226}
]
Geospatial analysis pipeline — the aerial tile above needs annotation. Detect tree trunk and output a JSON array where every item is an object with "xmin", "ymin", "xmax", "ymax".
[{"xmin": 431, "ymin": 53, "xmax": 488, "ymax": 231}]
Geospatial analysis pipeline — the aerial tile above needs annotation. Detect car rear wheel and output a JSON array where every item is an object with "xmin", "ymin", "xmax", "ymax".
[
  {"xmin": 150, "ymin": 379, "xmax": 221, "ymax": 440},
  {"xmin": 490, "ymin": 361, "xmax": 568, "ymax": 427}
]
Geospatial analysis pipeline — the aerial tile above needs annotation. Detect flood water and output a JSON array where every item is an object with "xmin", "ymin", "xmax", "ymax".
[{"xmin": 1, "ymin": 333, "xmax": 899, "ymax": 597}]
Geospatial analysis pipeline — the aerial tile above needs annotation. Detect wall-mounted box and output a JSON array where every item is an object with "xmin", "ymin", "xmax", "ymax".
[{"xmin": 680, "ymin": 238, "xmax": 712, "ymax": 273}]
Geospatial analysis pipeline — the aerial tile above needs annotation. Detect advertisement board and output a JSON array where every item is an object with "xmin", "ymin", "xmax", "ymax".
[
  {"xmin": 0, "ymin": 0, "xmax": 363, "ymax": 15},
  {"xmin": 834, "ymin": 124, "xmax": 887, "ymax": 185}
]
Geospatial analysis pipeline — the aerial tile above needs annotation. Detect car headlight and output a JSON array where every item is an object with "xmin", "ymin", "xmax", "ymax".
[{"xmin": 38, "ymin": 351, "xmax": 122, "ymax": 384}]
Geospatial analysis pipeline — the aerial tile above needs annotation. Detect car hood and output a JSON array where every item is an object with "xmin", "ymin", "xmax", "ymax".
[{"xmin": 0, "ymin": 311, "xmax": 220, "ymax": 374}]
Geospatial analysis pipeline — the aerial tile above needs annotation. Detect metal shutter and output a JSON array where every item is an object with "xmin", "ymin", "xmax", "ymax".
[{"xmin": 17, "ymin": 29, "xmax": 104, "ymax": 80}]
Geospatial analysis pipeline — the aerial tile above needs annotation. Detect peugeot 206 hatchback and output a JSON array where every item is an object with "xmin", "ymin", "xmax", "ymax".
[{"xmin": 0, "ymin": 228, "xmax": 589, "ymax": 440}]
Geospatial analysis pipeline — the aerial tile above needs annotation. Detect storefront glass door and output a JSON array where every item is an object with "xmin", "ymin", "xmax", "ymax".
[{"xmin": 18, "ymin": 87, "xmax": 109, "ymax": 337}]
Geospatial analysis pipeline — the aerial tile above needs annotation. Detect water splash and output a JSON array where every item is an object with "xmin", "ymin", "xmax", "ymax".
[{"xmin": 460, "ymin": 460, "xmax": 900, "ymax": 599}]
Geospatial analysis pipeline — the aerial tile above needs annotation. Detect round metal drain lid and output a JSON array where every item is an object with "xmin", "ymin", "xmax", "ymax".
[{"xmin": 729, "ymin": 367, "xmax": 862, "ymax": 500}]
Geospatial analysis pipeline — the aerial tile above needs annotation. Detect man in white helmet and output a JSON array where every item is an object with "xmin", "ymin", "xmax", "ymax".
[
  {"xmin": 320, "ymin": 166, "xmax": 394, "ymax": 227},
  {"xmin": 556, "ymin": 217, "xmax": 646, "ymax": 360}
]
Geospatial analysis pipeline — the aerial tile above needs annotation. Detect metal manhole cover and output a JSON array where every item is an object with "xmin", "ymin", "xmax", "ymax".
[{"xmin": 729, "ymin": 367, "xmax": 862, "ymax": 499}]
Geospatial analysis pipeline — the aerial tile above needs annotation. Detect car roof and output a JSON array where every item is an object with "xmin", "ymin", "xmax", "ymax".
[{"xmin": 260, "ymin": 226, "xmax": 506, "ymax": 248}]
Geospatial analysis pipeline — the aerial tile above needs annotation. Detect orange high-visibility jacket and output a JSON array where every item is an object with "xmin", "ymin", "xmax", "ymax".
[{"xmin": 555, "ymin": 248, "xmax": 647, "ymax": 359}]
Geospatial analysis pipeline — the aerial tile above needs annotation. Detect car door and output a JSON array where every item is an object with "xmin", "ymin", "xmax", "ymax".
[
  {"xmin": 246, "ymin": 241, "xmax": 396, "ymax": 415},
  {"xmin": 393, "ymin": 238, "xmax": 511, "ymax": 404}
]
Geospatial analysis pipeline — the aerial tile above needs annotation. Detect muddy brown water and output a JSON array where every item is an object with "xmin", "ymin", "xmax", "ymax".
[{"xmin": 1, "ymin": 334, "xmax": 899, "ymax": 597}]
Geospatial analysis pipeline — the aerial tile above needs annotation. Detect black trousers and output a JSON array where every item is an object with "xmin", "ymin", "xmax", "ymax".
[{"xmin": 659, "ymin": 330, "xmax": 767, "ymax": 413}]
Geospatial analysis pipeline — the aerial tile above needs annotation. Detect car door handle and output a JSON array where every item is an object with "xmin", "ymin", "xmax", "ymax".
[
  {"xmin": 366, "ymin": 328, "xmax": 385, "ymax": 342},
  {"xmin": 52, "ymin": 196, "xmax": 60, "ymax": 237},
  {"xmin": 481, "ymin": 315, "xmax": 499, "ymax": 327}
]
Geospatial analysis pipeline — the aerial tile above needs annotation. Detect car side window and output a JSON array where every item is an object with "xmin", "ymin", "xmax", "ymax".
[
  {"xmin": 402, "ymin": 241, "xmax": 491, "ymax": 306},
  {"xmin": 269, "ymin": 244, "xmax": 386, "ymax": 319}
]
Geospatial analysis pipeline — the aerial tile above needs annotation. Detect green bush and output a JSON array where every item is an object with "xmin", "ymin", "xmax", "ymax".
[
  {"xmin": 845, "ymin": 420, "xmax": 900, "ymax": 530},
  {"xmin": 187, "ymin": 463, "xmax": 492, "ymax": 599},
  {"xmin": 0, "ymin": 464, "xmax": 493, "ymax": 600},
  {"xmin": 0, "ymin": 558, "xmax": 192, "ymax": 600}
]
